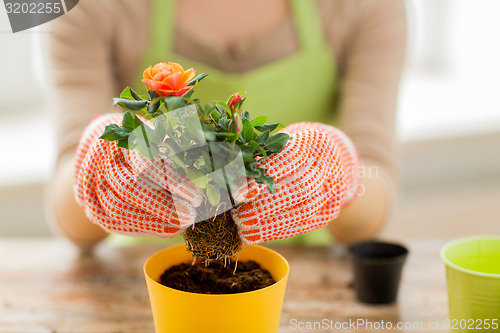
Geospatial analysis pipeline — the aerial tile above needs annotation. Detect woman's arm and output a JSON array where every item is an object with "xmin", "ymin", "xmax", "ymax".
[
  {"xmin": 46, "ymin": 1, "xmax": 120, "ymax": 248},
  {"xmin": 47, "ymin": 155, "xmax": 109, "ymax": 248},
  {"xmin": 328, "ymin": 161, "xmax": 396, "ymax": 243},
  {"xmin": 327, "ymin": 0, "xmax": 407, "ymax": 243}
]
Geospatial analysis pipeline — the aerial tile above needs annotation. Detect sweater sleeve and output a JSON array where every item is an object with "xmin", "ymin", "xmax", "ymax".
[
  {"xmin": 336, "ymin": 0, "xmax": 407, "ymax": 191},
  {"xmin": 47, "ymin": 0, "xmax": 117, "ymax": 163}
]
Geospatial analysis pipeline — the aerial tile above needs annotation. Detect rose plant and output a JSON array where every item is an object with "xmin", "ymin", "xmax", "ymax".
[
  {"xmin": 74, "ymin": 61, "xmax": 359, "ymax": 333},
  {"xmin": 96, "ymin": 62, "xmax": 292, "ymax": 260},
  {"xmin": 104, "ymin": 62, "xmax": 288, "ymax": 193},
  {"xmin": 76, "ymin": 61, "xmax": 359, "ymax": 260}
]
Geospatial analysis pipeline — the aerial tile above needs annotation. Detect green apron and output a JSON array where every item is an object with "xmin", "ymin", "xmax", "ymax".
[{"xmin": 112, "ymin": 0, "xmax": 339, "ymax": 246}]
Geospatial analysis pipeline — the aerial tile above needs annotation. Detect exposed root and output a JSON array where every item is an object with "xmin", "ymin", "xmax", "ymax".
[{"xmin": 184, "ymin": 200, "xmax": 242, "ymax": 264}]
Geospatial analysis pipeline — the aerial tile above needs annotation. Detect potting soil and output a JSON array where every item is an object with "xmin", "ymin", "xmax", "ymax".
[{"xmin": 160, "ymin": 260, "xmax": 276, "ymax": 294}]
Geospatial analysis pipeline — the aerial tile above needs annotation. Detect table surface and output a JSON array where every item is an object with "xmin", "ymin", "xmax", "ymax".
[{"xmin": 0, "ymin": 238, "xmax": 451, "ymax": 333}]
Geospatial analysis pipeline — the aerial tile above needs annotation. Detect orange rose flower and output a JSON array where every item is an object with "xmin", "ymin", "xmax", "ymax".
[{"xmin": 142, "ymin": 62, "xmax": 196, "ymax": 97}]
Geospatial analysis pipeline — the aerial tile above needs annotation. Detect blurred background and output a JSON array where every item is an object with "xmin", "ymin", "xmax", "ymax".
[{"xmin": 0, "ymin": 0, "xmax": 498, "ymax": 238}]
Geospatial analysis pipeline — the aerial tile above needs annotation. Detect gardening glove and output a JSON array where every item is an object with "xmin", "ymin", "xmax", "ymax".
[
  {"xmin": 74, "ymin": 113, "xmax": 202, "ymax": 238},
  {"xmin": 232, "ymin": 122, "xmax": 360, "ymax": 244}
]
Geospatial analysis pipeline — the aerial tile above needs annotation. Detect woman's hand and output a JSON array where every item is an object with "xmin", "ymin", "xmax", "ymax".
[
  {"xmin": 232, "ymin": 122, "xmax": 360, "ymax": 244},
  {"xmin": 47, "ymin": 154, "xmax": 109, "ymax": 250},
  {"xmin": 73, "ymin": 114, "xmax": 203, "ymax": 238},
  {"xmin": 326, "ymin": 161, "xmax": 393, "ymax": 244},
  {"xmin": 68, "ymin": 117, "xmax": 362, "ymax": 245}
]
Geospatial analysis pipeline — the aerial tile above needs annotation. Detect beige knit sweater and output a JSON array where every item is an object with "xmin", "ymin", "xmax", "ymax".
[{"xmin": 46, "ymin": 0, "xmax": 406, "ymax": 246}]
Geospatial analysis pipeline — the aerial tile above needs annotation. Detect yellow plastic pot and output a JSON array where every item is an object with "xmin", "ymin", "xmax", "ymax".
[{"xmin": 144, "ymin": 244, "xmax": 289, "ymax": 333}]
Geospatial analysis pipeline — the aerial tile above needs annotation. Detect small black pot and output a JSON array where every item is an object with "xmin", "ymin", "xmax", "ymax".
[{"xmin": 348, "ymin": 240, "xmax": 408, "ymax": 304}]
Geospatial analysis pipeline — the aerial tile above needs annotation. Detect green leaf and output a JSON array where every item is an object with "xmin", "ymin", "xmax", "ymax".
[
  {"xmin": 120, "ymin": 86, "xmax": 143, "ymax": 101},
  {"xmin": 117, "ymin": 138, "xmax": 130, "ymax": 149},
  {"xmin": 100, "ymin": 124, "xmax": 130, "ymax": 141},
  {"xmin": 247, "ymin": 140, "xmax": 260, "ymax": 149},
  {"xmin": 191, "ymin": 176, "xmax": 212, "ymax": 189},
  {"xmin": 241, "ymin": 110, "xmax": 250, "ymax": 120},
  {"xmin": 254, "ymin": 123, "xmax": 280, "ymax": 133},
  {"xmin": 214, "ymin": 101, "xmax": 231, "ymax": 117},
  {"xmin": 206, "ymin": 183, "xmax": 221, "ymax": 206},
  {"xmin": 185, "ymin": 169, "xmax": 211, "ymax": 189},
  {"xmin": 241, "ymin": 118, "xmax": 257, "ymax": 142},
  {"xmin": 149, "ymin": 90, "xmax": 158, "ymax": 100},
  {"xmin": 210, "ymin": 110, "xmax": 220, "ymax": 122},
  {"xmin": 147, "ymin": 101, "xmax": 161, "ymax": 114},
  {"xmin": 251, "ymin": 116, "xmax": 268, "ymax": 127},
  {"xmin": 218, "ymin": 118, "xmax": 231, "ymax": 131},
  {"xmin": 192, "ymin": 98, "xmax": 205, "ymax": 115},
  {"xmin": 266, "ymin": 133, "xmax": 291, "ymax": 153},
  {"xmin": 246, "ymin": 164, "xmax": 266, "ymax": 177},
  {"xmin": 248, "ymin": 165, "xmax": 276, "ymax": 193},
  {"xmin": 255, "ymin": 174, "xmax": 276, "ymax": 193},
  {"xmin": 121, "ymin": 111, "xmax": 144, "ymax": 132},
  {"xmin": 242, "ymin": 155, "xmax": 255, "ymax": 166},
  {"xmin": 113, "ymin": 98, "xmax": 148, "ymax": 111},
  {"xmin": 255, "ymin": 131, "xmax": 269, "ymax": 145},
  {"xmin": 248, "ymin": 140, "xmax": 267, "ymax": 157},
  {"xmin": 163, "ymin": 96, "xmax": 186, "ymax": 111},
  {"xmin": 187, "ymin": 73, "xmax": 209, "ymax": 86},
  {"xmin": 241, "ymin": 146, "xmax": 257, "ymax": 163},
  {"xmin": 203, "ymin": 102, "xmax": 216, "ymax": 116}
]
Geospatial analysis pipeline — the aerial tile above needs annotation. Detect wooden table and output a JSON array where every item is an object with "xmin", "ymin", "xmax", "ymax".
[{"xmin": 0, "ymin": 238, "xmax": 450, "ymax": 333}]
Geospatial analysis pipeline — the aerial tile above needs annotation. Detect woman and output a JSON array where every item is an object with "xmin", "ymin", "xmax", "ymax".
[{"xmin": 46, "ymin": 0, "xmax": 406, "ymax": 249}]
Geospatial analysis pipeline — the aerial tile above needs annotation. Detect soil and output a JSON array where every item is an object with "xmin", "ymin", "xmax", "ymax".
[{"xmin": 160, "ymin": 260, "xmax": 276, "ymax": 294}]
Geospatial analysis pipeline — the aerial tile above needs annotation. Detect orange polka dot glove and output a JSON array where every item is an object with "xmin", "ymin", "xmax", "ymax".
[
  {"xmin": 74, "ymin": 113, "xmax": 203, "ymax": 238},
  {"xmin": 75, "ymin": 116, "xmax": 359, "ymax": 242},
  {"xmin": 232, "ymin": 122, "xmax": 360, "ymax": 244}
]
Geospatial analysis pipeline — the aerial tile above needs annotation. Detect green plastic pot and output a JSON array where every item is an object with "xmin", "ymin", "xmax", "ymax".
[{"xmin": 441, "ymin": 235, "xmax": 500, "ymax": 332}]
